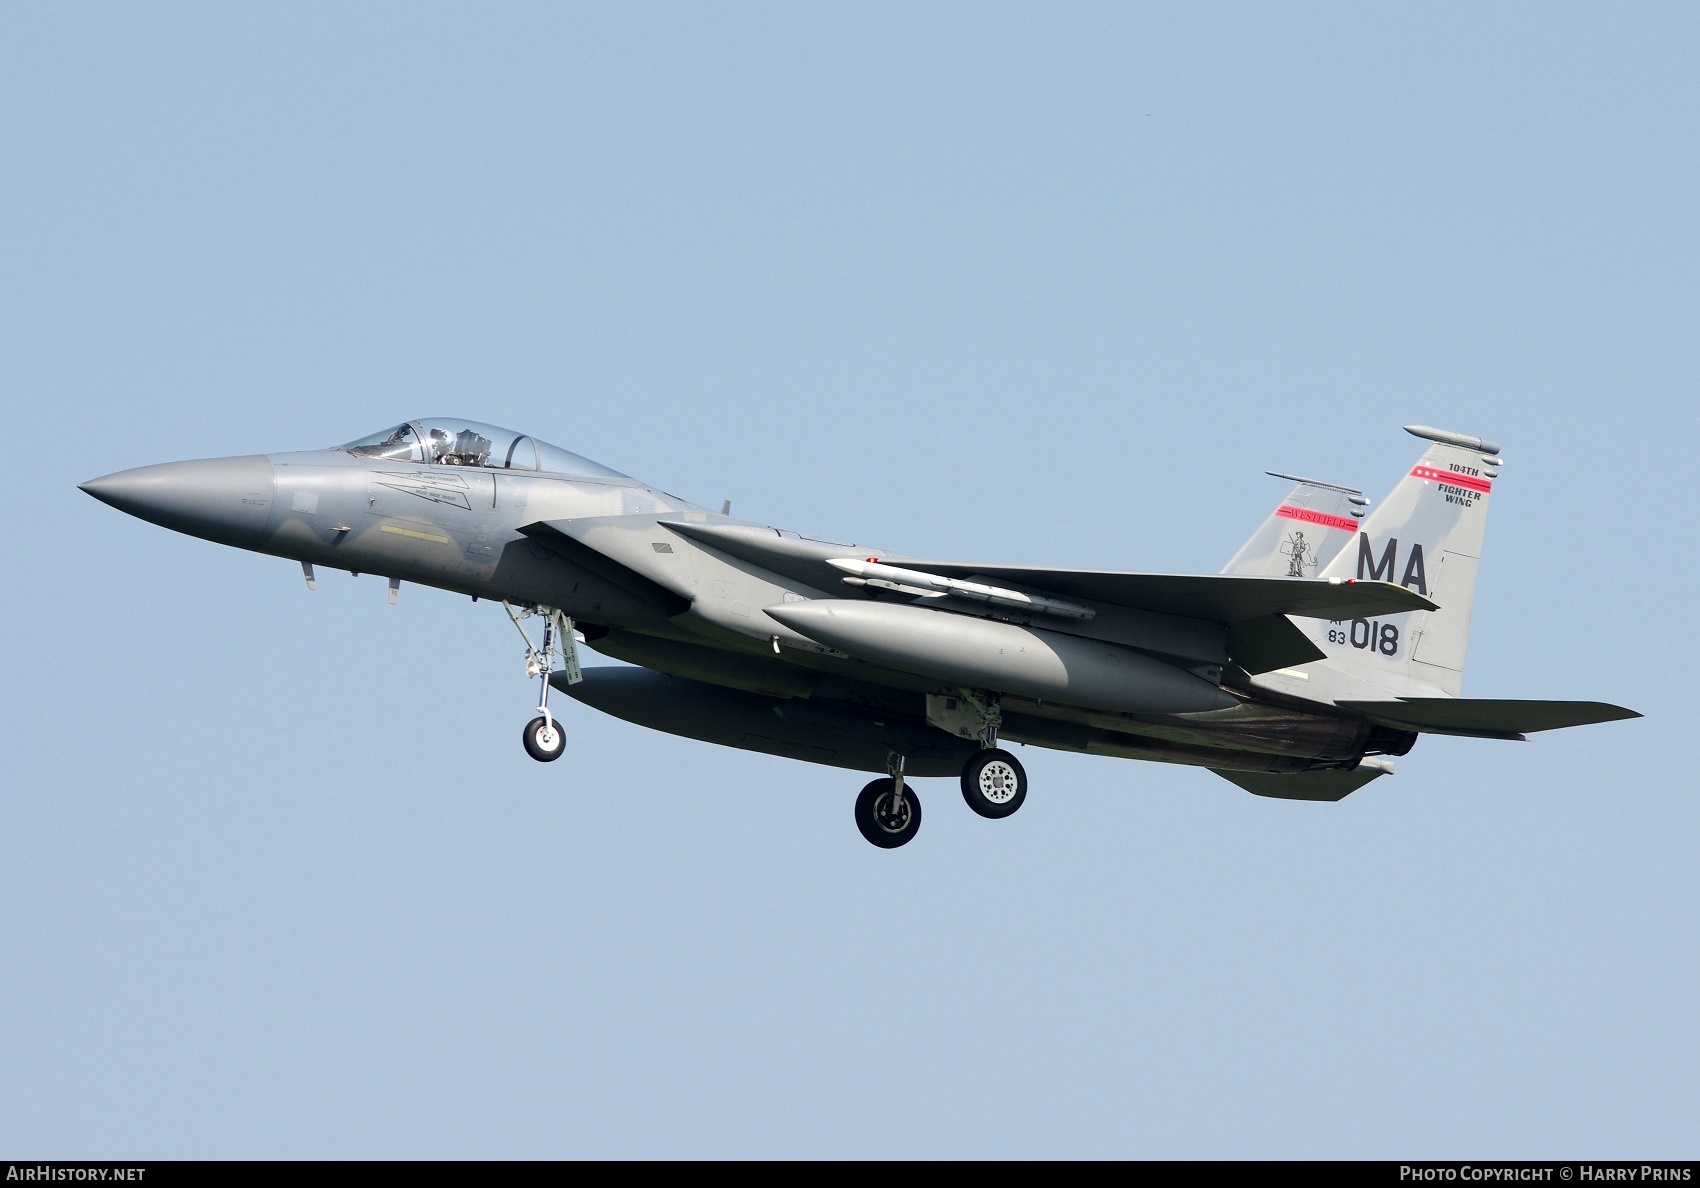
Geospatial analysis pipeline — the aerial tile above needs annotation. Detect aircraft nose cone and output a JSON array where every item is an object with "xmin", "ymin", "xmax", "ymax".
[{"xmin": 80, "ymin": 455, "xmax": 276, "ymax": 547}]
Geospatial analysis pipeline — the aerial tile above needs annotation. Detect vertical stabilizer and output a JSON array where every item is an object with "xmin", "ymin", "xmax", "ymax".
[
  {"xmin": 1302, "ymin": 427, "xmax": 1502, "ymax": 698},
  {"xmin": 1221, "ymin": 473, "xmax": 1367, "ymax": 577}
]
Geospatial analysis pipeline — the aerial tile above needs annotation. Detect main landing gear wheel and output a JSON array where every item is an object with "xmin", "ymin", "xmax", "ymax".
[
  {"xmin": 522, "ymin": 715, "xmax": 565, "ymax": 763},
  {"xmin": 855, "ymin": 778, "xmax": 922, "ymax": 849},
  {"xmin": 961, "ymin": 748, "xmax": 1027, "ymax": 819}
]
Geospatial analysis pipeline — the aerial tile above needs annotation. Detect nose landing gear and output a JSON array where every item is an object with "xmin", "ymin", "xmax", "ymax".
[{"xmin": 503, "ymin": 601, "xmax": 581, "ymax": 763}]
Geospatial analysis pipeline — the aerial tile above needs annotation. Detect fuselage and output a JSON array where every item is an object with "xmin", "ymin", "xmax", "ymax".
[{"xmin": 80, "ymin": 418, "xmax": 1399, "ymax": 780}]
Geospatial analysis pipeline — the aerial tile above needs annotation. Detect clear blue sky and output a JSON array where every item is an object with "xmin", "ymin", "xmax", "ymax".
[{"xmin": 3, "ymin": 3, "xmax": 1694, "ymax": 1157}]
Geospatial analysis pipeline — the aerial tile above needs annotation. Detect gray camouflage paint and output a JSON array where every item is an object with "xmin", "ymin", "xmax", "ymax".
[{"xmin": 80, "ymin": 419, "xmax": 1635, "ymax": 803}]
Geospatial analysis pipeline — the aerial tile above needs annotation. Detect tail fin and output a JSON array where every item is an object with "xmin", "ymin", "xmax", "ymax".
[
  {"xmin": 1221, "ymin": 473, "xmax": 1368, "ymax": 577},
  {"xmin": 1308, "ymin": 426, "xmax": 1501, "ymax": 697}
]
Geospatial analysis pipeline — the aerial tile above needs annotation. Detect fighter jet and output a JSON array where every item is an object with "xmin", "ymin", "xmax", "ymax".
[{"xmin": 80, "ymin": 420, "xmax": 1638, "ymax": 847}]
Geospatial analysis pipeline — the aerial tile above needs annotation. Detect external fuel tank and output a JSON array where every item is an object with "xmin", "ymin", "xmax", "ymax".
[{"xmin": 764, "ymin": 600, "xmax": 1237, "ymax": 715}]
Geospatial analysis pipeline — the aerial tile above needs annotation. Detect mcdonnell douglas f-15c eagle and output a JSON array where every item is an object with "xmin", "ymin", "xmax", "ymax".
[{"xmin": 82, "ymin": 422, "xmax": 1637, "ymax": 848}]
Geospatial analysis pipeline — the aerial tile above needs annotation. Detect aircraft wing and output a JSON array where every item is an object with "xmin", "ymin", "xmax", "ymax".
[
  {"xmin": 1334, "ymin": 698, "xmax": 1642, "ymax": 740},
  {"xmin": 663, "ymin": 523, "xmax": 1433, "ymax": 623},
  {"xmin": 663, "ymin": 521, "xmax": 1432, "ymax": 674},
  {"xmin": 885, "ymin": 562, "xmax": 1436, "ymax": 622}
]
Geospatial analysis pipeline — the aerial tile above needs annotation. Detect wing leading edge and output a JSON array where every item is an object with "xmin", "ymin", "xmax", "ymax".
[
  {"xmin": 854, "ymin": 562, "xmax": 1436, "ymax": 623},
  {"xmin": 660, "ymin": 523, "xmax": 1433, "ymax": 623}
]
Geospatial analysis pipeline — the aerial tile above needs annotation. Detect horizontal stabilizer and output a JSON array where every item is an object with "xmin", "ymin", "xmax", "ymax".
[
  {"xmin": 1336, "ymin": 698, "xmax": 1641, "ymax": 739},
  {"xmin": 1213, "ymin": 760, "xmax": 1392, "ymax": 802}
]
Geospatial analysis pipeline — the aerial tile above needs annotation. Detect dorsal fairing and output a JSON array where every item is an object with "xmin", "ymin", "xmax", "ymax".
[{"xmin": 340, "ymin": 418, "xmax": 631, "ymax": 481}]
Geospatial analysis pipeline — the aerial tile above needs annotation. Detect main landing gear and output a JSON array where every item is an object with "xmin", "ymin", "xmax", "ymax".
[
  {"xmin": 504, "ymin": 601, "xmax": 582, "ymax": 764},
  {"xmin": 938, "ymin": 689, "xmax": 1027, "ymax": 819},
  {"xmin": 853, "ymin": 734, "xmax": 1031, "ymax": 849},
  {"xmin": 960, "ymin": 748, "xmax": 1027, "ymax": 819},
  {"xmin": 855, "ymin": 753, "xmax": 921, "ymax": 848}
]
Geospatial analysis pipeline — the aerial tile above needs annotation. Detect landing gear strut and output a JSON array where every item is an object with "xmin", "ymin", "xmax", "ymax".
[
  {"xmin": 504, "ymin": 601, "xmax": 581, "ymax": 764},
  {"xmin": 854, "ymin": 752, "xmax": 922, "ymax": 848},
  {"xmin": 926, "ymin": 689, "xmax": 1029, "ymax": 819}
]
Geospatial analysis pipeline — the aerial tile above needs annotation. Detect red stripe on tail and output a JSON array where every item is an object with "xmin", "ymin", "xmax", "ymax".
[
  {"xmin": 1275, "ymin": 505, "xmax": 1361, "ymax": 533},
  {"xmin": 1410, "ymin": 465, "xmax": 1493, "ymax": 493}
]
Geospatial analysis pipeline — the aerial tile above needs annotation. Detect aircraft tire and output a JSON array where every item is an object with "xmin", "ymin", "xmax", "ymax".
[
  {"xmin": 960, "ymin": 749, "xmax": 1027, "ymax": 819},
  {"xmin": 522, "ymin": 715, "xmax": 566, "ymax": 763},
  {"xmin": 854, "ymin": 778, "xmax": 921, "ymax": 848}
]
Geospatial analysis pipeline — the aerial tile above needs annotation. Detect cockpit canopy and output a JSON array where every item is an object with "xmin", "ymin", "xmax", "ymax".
[{"xmin": 341, "ymin": 419, "xmax": 630, "ymax": 481}]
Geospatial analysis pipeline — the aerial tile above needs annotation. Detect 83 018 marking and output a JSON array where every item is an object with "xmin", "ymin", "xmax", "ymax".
[{"xmin": 1327, "ymin": 619, "xmax": 1400, "ymax": 656}]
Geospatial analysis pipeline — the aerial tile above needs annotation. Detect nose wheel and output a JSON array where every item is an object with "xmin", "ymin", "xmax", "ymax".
[
  {"xmin": 961, "ymin": 748, "xmax": 1027, "ymax": 818},
  {"xmin": 523, "ymin": 715, "xmax": 566, "ymax": 762}
]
